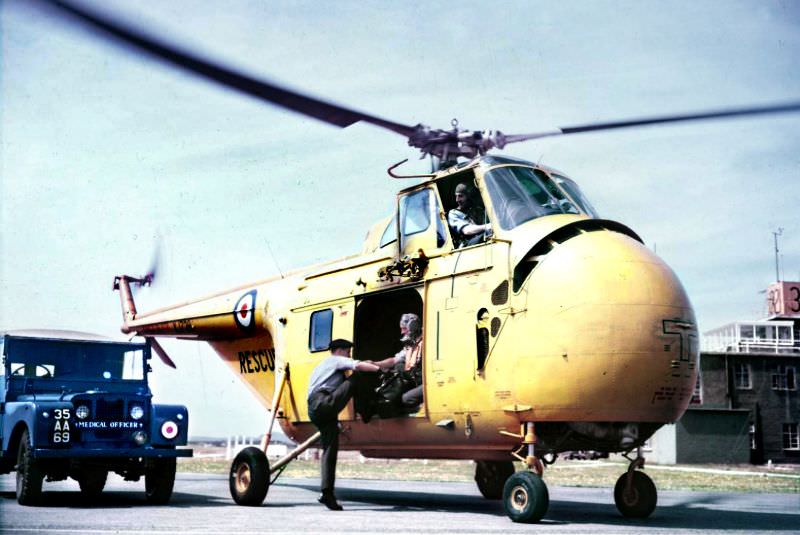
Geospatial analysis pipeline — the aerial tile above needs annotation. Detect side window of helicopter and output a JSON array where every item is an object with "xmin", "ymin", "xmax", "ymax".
[
  {"xmin": 433, "ymin": 195, "xmax": 447, "ymax": 248},
  {"xmin": 398, "ymin": 187, "xmax": 449, "ymax": 253},
  {"xmin": 309, "ymin": 309, "xmax": 333, "ymax": 352},
  {"xmin": 379, "ymin": 217, "xmax": 397, "ymax": 248},
  {"xmin": 399, "ymin": 189, "xmax": 431, "ymax": 237}
]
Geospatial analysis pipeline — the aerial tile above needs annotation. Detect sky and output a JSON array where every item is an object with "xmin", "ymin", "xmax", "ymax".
[{"xmin": 2, "ymin": 0, "xmax": 799, "ymax": 437}]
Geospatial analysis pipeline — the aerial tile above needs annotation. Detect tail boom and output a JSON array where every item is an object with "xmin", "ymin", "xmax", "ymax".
[{"xmin": 113, "ymin": 275, "xmax": 265, "ymax": 340}]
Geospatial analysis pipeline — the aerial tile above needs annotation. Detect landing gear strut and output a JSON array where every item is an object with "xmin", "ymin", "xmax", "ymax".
[
  {"xmin": 502, "ymin": 422, "xmax": 549, "ymax": 523},
  {"xmin": 228, "ymin": 364, "xmax": 321, "ymax": 506},
  {"xmin": 614, "ymin": 449, "xmax": 657, "ymax": 518}
]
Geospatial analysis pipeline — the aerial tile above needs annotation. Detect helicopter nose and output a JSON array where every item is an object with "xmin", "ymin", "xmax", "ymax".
[{"xmin": 513, "ymin": 225, "xmax": 698, "ymax": 422}]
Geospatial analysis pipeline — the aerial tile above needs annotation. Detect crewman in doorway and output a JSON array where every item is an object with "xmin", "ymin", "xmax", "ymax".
[
  {"xmin": 307, "ymin": 339, "xmax": 381, "ymax": 510},
  {"xmin": 374, "ymin": 313, "xmax": 424, "ymax": 410}
]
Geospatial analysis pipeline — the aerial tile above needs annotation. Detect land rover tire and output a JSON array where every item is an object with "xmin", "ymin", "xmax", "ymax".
[
  {"xmin": 145, "ymin": 457, "xmax": 176, "ymax": 505},
  {"xmin": 16, "ymin": 429, "xmax": 44, "ymax": 505}
]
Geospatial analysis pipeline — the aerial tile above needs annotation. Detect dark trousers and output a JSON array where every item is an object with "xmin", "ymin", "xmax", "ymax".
[
  {"xmin": 307, "ymin": 377, "xmax": 355, "ymax": 493},
  {"xmin": 401, "ymin": 384, "xmax": 423, "ymax": 408}
]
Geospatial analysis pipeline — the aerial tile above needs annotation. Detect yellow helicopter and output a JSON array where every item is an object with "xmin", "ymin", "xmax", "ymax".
[{"xmin": 42, "ymin": 0, "xmax": 800, "ymax": 523}]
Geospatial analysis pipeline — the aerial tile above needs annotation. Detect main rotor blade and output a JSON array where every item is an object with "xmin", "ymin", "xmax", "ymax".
[
  {"xmin": 502, "ymin": 101, "xmax": 800, "ymax": 145},
  {"xmin": 41, "ymin": 0, "xmax": 417, "ymax": 137}
]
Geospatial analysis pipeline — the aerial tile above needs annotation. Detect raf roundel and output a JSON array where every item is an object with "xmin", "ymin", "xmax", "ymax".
[
  {"xmin": 233, "ymin": 290, "xmax": 258, "ymax": 333},
  {"xmin": 161, "ymin": 420, "xmax": 179, "ymax": 440}
]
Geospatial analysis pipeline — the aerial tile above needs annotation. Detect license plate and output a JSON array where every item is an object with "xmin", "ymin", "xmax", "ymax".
[{"xmin": 52, "ymin": 408, "xmax": 71, "ymax": 444}]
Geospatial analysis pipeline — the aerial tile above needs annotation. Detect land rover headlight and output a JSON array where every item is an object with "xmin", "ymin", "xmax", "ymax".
[
  {"xmin": 76, "ymin": 405, "xmax": 90, "ymax": 419},
  {"xmin": 133, "ymin": 430, "xmax": 148, "ymax": 445},
  {"xmin": 130, "ymin": 405, "xmax": 144, "ymax": 420}
]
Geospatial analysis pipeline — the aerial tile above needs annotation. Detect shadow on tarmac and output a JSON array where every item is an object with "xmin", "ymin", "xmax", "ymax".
[
  {"xmin": 281, "ymin": 480, "xmax": 800, "ymax": 530},
  {"xmin": 0, "ymin": 489, "xmax": 229, "ymax": 509}
]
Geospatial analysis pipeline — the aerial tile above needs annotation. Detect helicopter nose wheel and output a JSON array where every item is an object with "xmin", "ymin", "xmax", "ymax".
[
  {"xmin": 502, "ymin": 471, "xmax": 549, "ymax": 523},
  {"xmin": 614, "ymin": 452, "xmax": 657, "ymax": 518}
]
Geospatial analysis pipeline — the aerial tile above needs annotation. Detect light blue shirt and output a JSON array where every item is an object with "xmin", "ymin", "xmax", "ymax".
[{"xmin": 307, "ymin": 356, "xmax": 357, "ymax": 397}]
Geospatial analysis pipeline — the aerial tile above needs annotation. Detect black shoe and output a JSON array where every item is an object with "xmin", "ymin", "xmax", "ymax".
[{"xmin": 318, "ymin": 491, "xmax": 343, "ymax": 511}]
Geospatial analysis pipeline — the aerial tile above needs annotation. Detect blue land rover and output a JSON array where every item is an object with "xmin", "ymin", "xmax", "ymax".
[{"xmin": 0, "ymin": 331, "xmax": 192, "ymax": 505}]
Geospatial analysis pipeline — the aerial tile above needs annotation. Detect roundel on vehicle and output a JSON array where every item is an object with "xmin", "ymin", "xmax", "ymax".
[
  {"xmin": 233, "ymin": 290, "xmax": 258, "ymax": 332},
  {"xmin": 161, "ymin": 420, "xmax": 179, "ymax": 439}
]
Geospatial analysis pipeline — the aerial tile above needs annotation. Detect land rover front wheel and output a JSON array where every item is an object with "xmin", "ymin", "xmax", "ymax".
[
  {"xmin": 145, "ymin": 457, "xmax": 176, "ymax": 505},
  {"xmin": 16, "ymin": 429, "xmax": 44, "ymax": 505}
]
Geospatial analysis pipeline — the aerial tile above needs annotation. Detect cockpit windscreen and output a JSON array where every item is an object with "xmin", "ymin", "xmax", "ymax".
[{"xmin": 484, "ymin": 166, "xmax": 584, "ymax": 230}]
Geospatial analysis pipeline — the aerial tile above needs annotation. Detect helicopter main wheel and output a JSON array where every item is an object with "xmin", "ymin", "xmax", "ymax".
[
  {"xmin": 474, "ymin": 460, "xmax": 515, "ymax": 500},
  {"xmin": 614, "ymin": 470, "xmax": 657, "ymax": 518},
  {"xmin": 229, "ymin": 447, "xmax": 270, "ymax": 506},
  {"xmin": 502, "ymin": 471, "xmax": 549, "ymax": 523}
]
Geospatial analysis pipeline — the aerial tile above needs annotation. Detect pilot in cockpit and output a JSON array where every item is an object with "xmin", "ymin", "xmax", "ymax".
[{"xmin": 447, "ymin": 183, "xmax": 491, "ymax": 248}]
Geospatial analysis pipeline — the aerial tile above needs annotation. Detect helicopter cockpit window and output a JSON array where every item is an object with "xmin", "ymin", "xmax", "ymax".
[
  {"xmin": 309, "ymin": 309, "xmax": 333, "ymax": 352},
  {"xmin": 379, "ymin": 217, "xmax": 397, "ymax": 248},
  {"xmin": 535, "ymin": 170, "xmax": 580, "ymax": 215},
  {"xmin": 400, "ymin": 189, "xmax": 431, "ymax": 237},
  {"xmin": 484, "ymin": 166, "xmax": 568, "ymax": 231},
  {"xmin": 552, "ymin": 173, "xmax": 600, "ymax": 218},
  {"xmin": 436, "ymin": 174, "xmax": 490, "ymax": 249}
]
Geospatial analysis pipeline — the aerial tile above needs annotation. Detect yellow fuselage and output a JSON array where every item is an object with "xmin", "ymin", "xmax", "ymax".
[{"xmin": 123, "ymin": 158, "xmax": 698, "ymax": 460}]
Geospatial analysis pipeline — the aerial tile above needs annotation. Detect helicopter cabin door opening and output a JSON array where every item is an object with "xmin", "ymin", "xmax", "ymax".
[{"xmin": 352, "ymin": 288, "xmax": 425, "ymax": 418}]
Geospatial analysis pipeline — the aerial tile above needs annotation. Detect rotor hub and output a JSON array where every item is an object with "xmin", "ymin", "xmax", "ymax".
[{"xmin": 406, "ymin": 121, "xmax": 507, "ymax": 161}]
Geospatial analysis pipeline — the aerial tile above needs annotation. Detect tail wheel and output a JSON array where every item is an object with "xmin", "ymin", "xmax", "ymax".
[
  {"xmin": 229, "ymin": 446, "xmax": 270, "ymax": 506},
  {"xmin": 16, "ymin": 429, "xmax": 44, "ymax": 506},
  {"xmin": 502, "ymin": 471, "xmax": 549, "ymax": 523},
  {"xmin": 78, "ymin": 468, "xmax": 108, "ymax": 499},
  {"xmin": 474, "ymin": 460, "xmax": 515, "ymax": 499},
  {"xmin": 145, "ymin": 457, "xmax": 176, "ymax": 505},
  {"xmin": 614, "ymin": 471, "xmax": 657, "ymax": 518}
]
